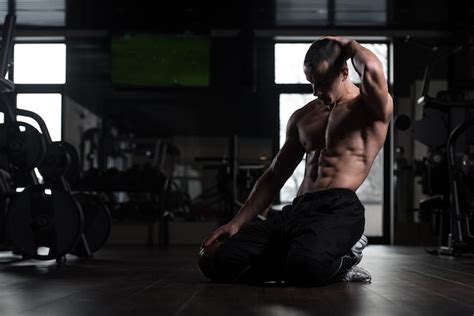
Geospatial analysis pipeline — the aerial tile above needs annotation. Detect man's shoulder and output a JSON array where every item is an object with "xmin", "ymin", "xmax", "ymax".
[{"xmin": 293, "ymin": 98, "xmax": 325, "ymax": 119}]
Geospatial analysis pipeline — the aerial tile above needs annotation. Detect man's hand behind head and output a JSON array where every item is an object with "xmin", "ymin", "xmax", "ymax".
[{"xmin": 323, "ymin": 36, "xmax": 356, "ymax": 61}]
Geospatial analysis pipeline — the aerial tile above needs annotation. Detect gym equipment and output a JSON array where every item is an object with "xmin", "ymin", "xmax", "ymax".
[
  {"xmin": 11, "ymin": 110, "xmax": 112, "ymax": 259},
  {"xmin": 5, "ymin": 185, "xmax": 83, "ymax": 260},
  {"xmin": 394, "ymin": 114, "xmax": 411, "ymax": 131},
  {"xmin": 461, "ymin": 147, "xmax": 474, "ymax": 176},
  {"xmin": 0, "ymin": 14, "xmax": 109, "ymax": 261},
  {"xmin": 62, "ymin": 141, "xmax": 81, "ymax": 184},
  {"xmin": 70, "ymin": 193, "xmax": 111, "ymax": 255},
  {"xmin": 38, "ymin": 141, "xmax": 74, "ymax": 180},
  {"xmin": 77, "ymin": 130, "xmax": 187, "ymax": 247},
  {"xmin": 0, "ymin": 108, "xmax": 95, "ymax": 260},
  {"xmin": 397, "ymin": 38, "xmax": 474, "ymax": 256},
  {"xmin": 444, "ymin": 119, "xmax": 474, "ymax": 255},
  {"xmin": 194, "ymin": 135, "xmax": 268, "ymax": 223},
  {"xmin": 137, "ymin": 200, "xmax": 160, "ymax": 222},
  {"xmin": 0, "ymin": 122, "xmax": 46, "ymax": 171},
  {"xmin": 0, "ymin": 16, "xmax": 46, "ymax": 172}
]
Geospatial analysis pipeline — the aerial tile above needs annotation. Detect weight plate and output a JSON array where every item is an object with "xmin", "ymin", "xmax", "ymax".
[
  {"xmin": 0, "ymin": 122, "xmax": 46, "ymax": 171},
  {"xmin": 70, "ymin": 193, "xmax": 111, "ymax": 255},
  {"xmin": 61, "ymin": 141, "xmax": 80, "ymax": 184},
  {"xmin": 5, "ymin": 185, "xmax": 83, "ymax": 260},
  {"xmin": 37, "ymin": 142, "xmax": 69, "ymax": 179}
]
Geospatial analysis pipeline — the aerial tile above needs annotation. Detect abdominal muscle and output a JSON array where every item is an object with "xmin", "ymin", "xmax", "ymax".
[{"xmin": 297, "ymin": 148, "xmax": 371, "ymax": 195}]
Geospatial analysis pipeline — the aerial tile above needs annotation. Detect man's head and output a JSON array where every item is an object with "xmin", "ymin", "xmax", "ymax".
[{"xmin": 304, "ymin": 38, "xmax": 349, "ymax": 105}]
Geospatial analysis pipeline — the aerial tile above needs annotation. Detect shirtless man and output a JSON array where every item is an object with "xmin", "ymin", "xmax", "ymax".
[{"xmin": 199, "ymin": 37, "xmax": 393, "ymax": 285}]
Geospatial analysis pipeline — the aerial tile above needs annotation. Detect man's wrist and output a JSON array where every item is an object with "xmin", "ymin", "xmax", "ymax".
[
  {"xmin": 231, "ymin": 202, "xmax": 258, "ymax": 227},
  {"xmin": 230, "ymin": 216, "xmax": 245, "ymax": 229},
  {"xmin": 344, "ymin": 40, "xmax": 357, "ymax": 59}
]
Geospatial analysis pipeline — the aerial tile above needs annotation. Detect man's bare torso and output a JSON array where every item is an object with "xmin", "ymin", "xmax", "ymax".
[{"xmin": 295, "ymin": 95, "xmax": 390, "ymax": 195}]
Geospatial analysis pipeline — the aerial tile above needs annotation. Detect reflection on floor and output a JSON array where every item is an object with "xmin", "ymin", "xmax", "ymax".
[{"xmin": 0, "ymin": 245, "xmax": 473, "ymax": 315}]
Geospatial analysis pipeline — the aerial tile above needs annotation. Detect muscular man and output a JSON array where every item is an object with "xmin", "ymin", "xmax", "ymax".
[{"xmin": 199, "ymin": 37, "xmax": 393, "ymax": 285}]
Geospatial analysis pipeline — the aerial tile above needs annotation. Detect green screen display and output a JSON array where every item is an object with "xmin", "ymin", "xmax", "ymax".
[{"xmin": 111, "ymin": 35, "xmax": 210, "ymax": 87}]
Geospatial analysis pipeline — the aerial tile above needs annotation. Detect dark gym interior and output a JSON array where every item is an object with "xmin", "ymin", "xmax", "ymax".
[{"xmin": 0, "ymin": 0, "xmax": 474, "ymax": 315}]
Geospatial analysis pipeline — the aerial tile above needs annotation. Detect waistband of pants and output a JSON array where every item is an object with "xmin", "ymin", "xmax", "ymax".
[{"xmin": 292, "ymin": 188, "xmax": 358, "ymax": 205}]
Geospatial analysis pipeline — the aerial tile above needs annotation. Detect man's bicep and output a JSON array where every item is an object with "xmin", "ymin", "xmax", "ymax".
[{"xmin": 359, "ymin": 59, "xmax": 391, "ymax": 121}]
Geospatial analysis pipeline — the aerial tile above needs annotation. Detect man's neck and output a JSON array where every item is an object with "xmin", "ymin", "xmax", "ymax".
[{"xmin": 336, "ymin": 82, "xmax": 360, "ymax": 105}]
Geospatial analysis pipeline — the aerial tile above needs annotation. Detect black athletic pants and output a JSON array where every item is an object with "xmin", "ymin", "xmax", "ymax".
[{"xmin": 211, "ymin": 188, "xmax": 365, "ymax": 285}]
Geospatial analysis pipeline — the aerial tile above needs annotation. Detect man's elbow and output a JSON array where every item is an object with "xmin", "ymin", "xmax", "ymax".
[
  {"xmin": 361, "ymin": 77, "xmax": 392, "ymax": 122},
  {"xmin": 266, "ymin": 167, "xmax": 290, "ymax": 188},
  {"xmin": 370, "ymin": 96, "xmax": 392, "ymax": 123}
]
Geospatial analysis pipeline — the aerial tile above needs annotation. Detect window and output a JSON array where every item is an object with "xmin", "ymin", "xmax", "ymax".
[
  {"xmin": 17, "ymin": 94, "xmax": 62, "ymax": 142},
  {"xmin": 276, "ymin": 0, "xmax": 329, "ymax": 26},
  {"xmin": 335, "ymin": 0, "xmax": 387, "ymax": 26},
  {"xmin": 14, "ymin": 44, "xmax": 66, "ymax": 84},
  {"xmin": 275, "ymin": 0, "xmax": 387, "ymax": 26},
  {"xmin": 13, "ymin": 43, "xmax": 66, "ymax": 140},
  {"xmin": 279, "ymin": 93, "xmax": 314, "ymax": 201}
]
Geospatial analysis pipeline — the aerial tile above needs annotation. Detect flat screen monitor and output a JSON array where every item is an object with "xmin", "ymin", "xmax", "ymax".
[{"xmin": 111, "ymin": 34, "xmax": 210, "ymax": 87}]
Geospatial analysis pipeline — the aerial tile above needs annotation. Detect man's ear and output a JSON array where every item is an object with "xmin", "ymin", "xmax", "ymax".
[{"xmin": 341, "ymin": 66, "xmax": 349, "ymax": 81}]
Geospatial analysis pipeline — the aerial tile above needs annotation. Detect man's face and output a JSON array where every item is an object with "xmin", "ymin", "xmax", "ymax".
[{"xmin": 304, "ymin": 61, "xmax": 344, "ymax": 105}]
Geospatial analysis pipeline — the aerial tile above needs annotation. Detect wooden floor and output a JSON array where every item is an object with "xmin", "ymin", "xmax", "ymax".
[{"xmin": 1, "ymin": 245, "xmax": 474, "ymax": 316}]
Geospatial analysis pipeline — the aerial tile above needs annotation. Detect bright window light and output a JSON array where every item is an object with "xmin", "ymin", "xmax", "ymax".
[
  {"xmin": 275, "ymin": 44, "xmax": 310, "ymax": 84},
  {"xmin": 279, "ymin": 93, "xmax": 315, "ymax": 202},
  {"xmin": 16, "ymin": 93, "xmax": 62, "ymax": 141},
  {"xmin": 14, "ymin": 43, "xmax": 66, "ymax": 84}
]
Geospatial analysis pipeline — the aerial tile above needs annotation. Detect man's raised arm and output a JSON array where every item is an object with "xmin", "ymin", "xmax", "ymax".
[{"xmin": 327, "ymin": 37, "xmax": 392, "ymax": 122}]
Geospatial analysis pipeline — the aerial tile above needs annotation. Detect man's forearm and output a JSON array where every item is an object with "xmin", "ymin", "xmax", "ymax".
[
  {"xmin": 343, "ymin": 40, "xmax": 381, "ymax": 79},
  {"xmin": 231, "ymin": 170, "xmax": 283, "ymax": 227},
  {"xmin": 328, "ymin": 36, "xmax": 390, "ymax": 121}
]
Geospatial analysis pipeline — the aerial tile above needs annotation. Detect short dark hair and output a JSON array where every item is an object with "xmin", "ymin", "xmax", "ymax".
[{"xmin": 304, "ymin": 38, "xmax": 346, "ymax": 73}]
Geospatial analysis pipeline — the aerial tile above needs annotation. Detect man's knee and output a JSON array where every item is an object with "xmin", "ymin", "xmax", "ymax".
[
  {"xmin": 198, "ymin": 239, "xmax": 221, "ymax": 280},
  {"xmin": 198, "ymin": 239, "xmax": 250, "ymax": 282}
]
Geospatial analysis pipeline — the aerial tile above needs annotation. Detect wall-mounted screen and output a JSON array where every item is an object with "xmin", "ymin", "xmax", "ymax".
[{"xmin": 111, "ymin": 35, "xmax": 210, "ymax": 87}]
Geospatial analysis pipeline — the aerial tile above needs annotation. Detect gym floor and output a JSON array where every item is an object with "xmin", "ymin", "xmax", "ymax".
[{"xmin": 1, "ymin": 246, "xmax": 473, "ymax": 315}]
